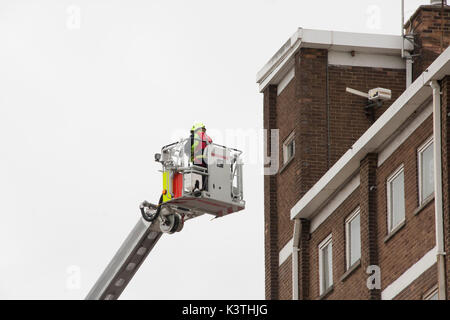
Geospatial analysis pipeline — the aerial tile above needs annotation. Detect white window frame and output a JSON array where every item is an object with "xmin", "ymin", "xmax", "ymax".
[
  {"xmin": 387, "ymin": 164, "xmax": 406, "ymax": 233},
  {"xmin": 417, "ymin": 136, "xmax": 434, "ymax": 205},
  {"xmin": 282, "ymin": 131, "xmax": 295, "ymax": 165},
  {"xmin": 345, "ymin": 207, "xmax": 361, "ymax": 270},
  {"xmin": 423, "ymin": 285, "xmax": 438, "ymax": 300},
  {"xmin": 318, "ymin": 234, "xmax": 333, "ymax": 295}
]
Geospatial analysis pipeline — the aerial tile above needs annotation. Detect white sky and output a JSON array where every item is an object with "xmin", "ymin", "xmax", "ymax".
[{"xmin": 0, "ymin": 0, "xmax": 430, "ymax": 299}]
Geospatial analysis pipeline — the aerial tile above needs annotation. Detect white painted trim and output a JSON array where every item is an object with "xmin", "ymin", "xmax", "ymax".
[
  {"xmin": 423, "ymin": 284, "xmax": 438, "ymax": 300},
  {"xmin": 381, "ymin": 246, "xmax": 437, "ymax": 300},
  {"xmin": 282, "ymin": 131, "xmax": 295, "ymax": 165},
  {"xmin": 277, "ymin": 67, "xmax": 295, "ymax": 96},
  {"xmin": 318, "ymin": 234, "xmax": 333, "ymax": 295},
  {"xmin": 378, "ymin": 101, "xmax": 433, "ymax": 166},
  {"xmin": 328, "ymin": 51, "xmax": 405, "ymax": 69},
  {"xmin": 279, "ymin": 238, "xmax": 293, "ymax": 266},
  {"xmin": 386, "ymin": 164, "xmax": 405, "ymax": 233},
  {"xmin": 310, "ymin": 174, "xmax": 360, "ymax": 233},
  {"xmin": 256, "ymin": 31, "xmax": 300, "ymax": 85},
  {"xmin": 258, "ymin": 37, "xmax": 300, "ymax": 92},
  {"xmin": 345, "ymin": 207, "xmax": 361, "ymax": 270},
  {"xmin": 290, "ymin": 46, "xmax": 450, "ymax": 221}
]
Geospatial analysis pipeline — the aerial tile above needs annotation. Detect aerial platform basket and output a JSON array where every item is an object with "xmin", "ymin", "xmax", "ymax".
[{"xmin": 156, "ymin": 138, "xmax": 245, "ymax": 219}]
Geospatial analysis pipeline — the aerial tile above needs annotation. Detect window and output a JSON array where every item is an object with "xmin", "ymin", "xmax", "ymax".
[
  {"xmin": 387, "ymin": 165, "xmax": 406, "ymax": 233},
  {"xmin": 319, "ymin": 234, "xmax": 333, "ymax": 295},
  {"xmin": 423, "ymin": 285, "xmax": 438, "ymax": 300},
  {"xmin": 345, "ymin": 208, "xmax": 361, "ymax": 269},
  {"xmin": 283, "ymin": 132, "xmax": 295, "ymax": 165},
  {"xmin": 418, "ymin": 137, "xmax": 434, "ymax": 204}
]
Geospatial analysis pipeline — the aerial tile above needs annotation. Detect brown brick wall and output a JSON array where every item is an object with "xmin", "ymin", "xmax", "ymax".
[
  {"xmin": 308, "ymin": 190, "xmax": 361, "ymax": 300},
  {"xmin": 328, "ymin": 66, "xmax": 405, "ymax": 167},
  {"xmin": 275, "ymin": 78, "xmax": 298, "ymax": 301},
  {"xmin": 263, "ymin": 4, "xmax": 450, "ymax": 300},
  {"xmin": 295, "ymin": 48, "xmax": 329, "ymax": 199},
  {"xmin": 394, "ymin": 264, "xmax": 437, "ymax": 300},
  {"xmin": 405, "ymin": 5, "xmax": 450, "ymax": 81},
  {"xmin": 275, "ymin": 52, "xmax": 408, "ymax": 291},
  {"xmin": 266, "ymin": 60, "xmax": 408, "ymax": 300},
  {"xmin": 360, "ymin": 153, "xmax": 380, "ymax": 300},
  {"xmin": 376, "ymin": 115, "xmax": 436, "ymax": 292},
  {"xmin": 264, "ymin": 84, "xmax": 279, "ymax": 299},
  {"xmin": 305, "ymin": 112, "xmax": 436, "ymax": 300},
  {"xmin": 279, "ymin": 257, "xmax": 292, "ymax": 300},
  {"xmin": 440, "ymin": 76, "xmax": 450, "ymax": 298},
  {"xmin": 298, "ymin": 218, "xmax": 311, "ymax": 299},
  {"xmin": 276, "ymin": 79, "xmax": 299, "ymax": 252},
  {"xmin": 275, "ymin": 48, "xmax": 330, "ymax": 300}
]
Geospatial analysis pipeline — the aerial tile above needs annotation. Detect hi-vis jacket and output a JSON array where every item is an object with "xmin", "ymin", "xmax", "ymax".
[{"xmin": 191, "ymin": 130, "xmax": 212, "ymax": 164}]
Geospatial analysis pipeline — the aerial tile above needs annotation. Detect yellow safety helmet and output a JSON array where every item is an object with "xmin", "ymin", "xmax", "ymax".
[{"xmin": 191, "ymin": 122, "xmax": 206, "ymax": 132}]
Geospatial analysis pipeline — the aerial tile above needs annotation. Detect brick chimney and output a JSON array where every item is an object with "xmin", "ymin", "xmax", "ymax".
[{"xmin": 405, "ymin": 1, "xmax": 450, "ymax": 81}]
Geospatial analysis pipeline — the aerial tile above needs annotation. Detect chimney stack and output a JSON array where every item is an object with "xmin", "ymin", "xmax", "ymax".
[{"xmin": 405, "ymin": 2, "xmax": 450, "ymax": 81}]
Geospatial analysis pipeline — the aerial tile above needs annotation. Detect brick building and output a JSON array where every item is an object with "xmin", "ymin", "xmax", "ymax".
[{"xmin": 257, "ymin": 3, "xmax": 450, "ymax": 300}]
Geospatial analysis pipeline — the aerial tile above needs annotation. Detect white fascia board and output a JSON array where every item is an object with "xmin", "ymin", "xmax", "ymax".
[
  {"xmin": 297, "ymin": 28, "xmax": 332, "ymax": 48},
  {"xmin": 257, "ymin": 39, "xmax": 301, "ymax": 92},
  {"xmin": 256, "ymin": 29, "xmax": 302, "ymax": 87},
  {"xmin": 277, "ymin": 66, "xmax": 295, "ymax": 96},
  {"xmin": 291, "ymin": 46, "xmax": 450, "ymax": 220}
]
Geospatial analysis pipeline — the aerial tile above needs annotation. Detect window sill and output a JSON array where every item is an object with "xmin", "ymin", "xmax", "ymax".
[
  {"xmin": 414, "ymin": 194, "xmax": 434, "ymax": 216},
  {"xmin": 318, "ymin": 285, "xmax": 334, "ymax": 300},
  {"xmin": 340, "ymin": 259, "xmax": 361, "ymax": 282},
  {"xmin": 384, "ymin": 220, "xmax": 406, "ymax": 243},
  {"xmin": 279, "ymin": 156, "xmax": 294, "ymax": 174}
]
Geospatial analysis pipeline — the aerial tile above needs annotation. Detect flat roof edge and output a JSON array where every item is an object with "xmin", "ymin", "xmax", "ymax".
[
  {"xmin": 256, "ymin": 28, "xmax": 411, "ymax": 92},
  {"xmin": 256, "ymin": 28, "xmax": 302, "ymax": 86}
]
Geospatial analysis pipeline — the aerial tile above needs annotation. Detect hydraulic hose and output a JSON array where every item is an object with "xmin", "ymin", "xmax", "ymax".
[{"xmin": 140, "ymin": 194, "xmax": 164, "ymax": 222}]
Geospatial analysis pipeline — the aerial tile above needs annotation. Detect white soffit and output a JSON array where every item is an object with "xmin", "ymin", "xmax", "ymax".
[
  {"xmin": 290, "ymin": 46, "xmax": 450, "ymax": 220},
  {"xmin": 328, "ymin": 51, "xmax": 405, "ymax": 69}
]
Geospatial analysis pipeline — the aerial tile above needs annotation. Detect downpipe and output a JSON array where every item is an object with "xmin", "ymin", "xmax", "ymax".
[
  {"xmin": 401, "ymin": 0, "xmax": 413, "ymax": 88},
  {"xmin": 292, "ymin": 219, "xmax": 301, "ymax": 300},
  {"xmin": 430, "ymin": 80, "xmax": 447, "ymax": 300}
]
